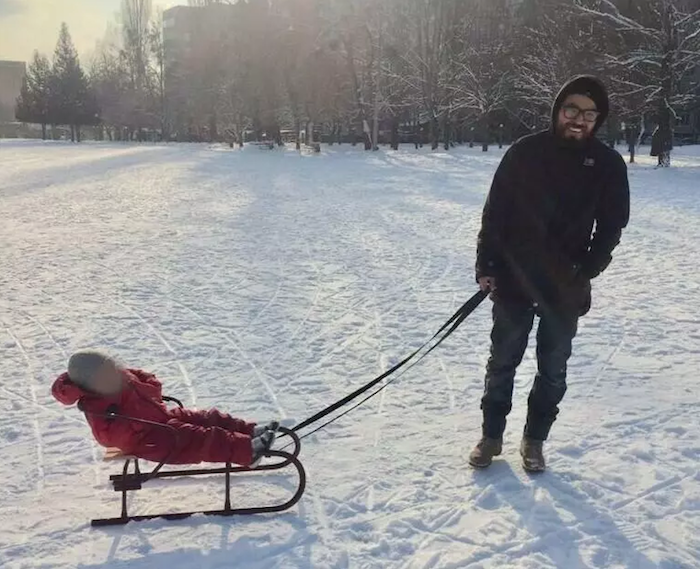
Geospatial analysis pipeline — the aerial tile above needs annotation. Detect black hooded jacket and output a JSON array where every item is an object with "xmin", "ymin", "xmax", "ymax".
[{"xmin": 475, "ymin": 76, "xmax": 630, "ymax": 314}]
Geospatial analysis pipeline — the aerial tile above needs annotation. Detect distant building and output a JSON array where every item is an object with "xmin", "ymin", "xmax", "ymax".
[
  {"xmin": 0, "ymin": 60, "xmax": 26, "ymax": 122},
  {"xmin": 163, "ymin": 6, "xmax": 197, "ymax": 71}
]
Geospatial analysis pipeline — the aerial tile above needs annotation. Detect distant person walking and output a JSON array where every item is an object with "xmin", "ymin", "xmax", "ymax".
[
  {"xmin": 650, "ymin": 125, "xmax": 672, "ymax": 168},
  {"xmin": 469, "ymin": 76, "xmax": 631, "ymax": 472}
]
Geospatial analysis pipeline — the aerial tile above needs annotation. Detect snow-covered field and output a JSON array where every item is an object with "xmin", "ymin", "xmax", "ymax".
[{"xmin": 1, "ymin": 139, "xmax": 699, "ymax": 569}]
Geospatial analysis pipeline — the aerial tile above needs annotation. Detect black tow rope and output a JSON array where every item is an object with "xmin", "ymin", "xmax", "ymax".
[{"xmin": 287, "ymin": 289, "xmax": 488, "ymax": 441}]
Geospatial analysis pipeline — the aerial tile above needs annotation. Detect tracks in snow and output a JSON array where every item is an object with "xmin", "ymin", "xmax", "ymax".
[{"xmin": 1, "ymin": 319, "xmax": 45, "ymax": 491}]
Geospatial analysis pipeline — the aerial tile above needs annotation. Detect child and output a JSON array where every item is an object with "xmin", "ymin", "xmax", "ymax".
[{"xmin": 52, "ymin": 350, "xmax": 278, "ymax": 467}]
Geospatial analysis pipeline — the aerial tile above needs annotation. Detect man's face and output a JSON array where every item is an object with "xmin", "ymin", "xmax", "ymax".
[{"xmin": 556, "ymin": 94, "xmax": 599, "ymax": 141}]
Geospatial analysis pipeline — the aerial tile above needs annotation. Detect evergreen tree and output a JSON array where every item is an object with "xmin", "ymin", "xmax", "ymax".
[
  {"xmin": 15, "ymin": 51, "xmax": 53, "ymax": 139},
  {"xmin": 15, "ymin": 79, "xmax": 33, "ymax": 124},
  {"xmin": 51, "ymin": 23, "xmax": 99, "ymax": 141}
]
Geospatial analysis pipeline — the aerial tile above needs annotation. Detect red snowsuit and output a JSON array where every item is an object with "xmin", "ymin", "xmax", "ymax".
[{"xmin": 52, "ymin": 369, "xmax": 256, "ymax": 466}]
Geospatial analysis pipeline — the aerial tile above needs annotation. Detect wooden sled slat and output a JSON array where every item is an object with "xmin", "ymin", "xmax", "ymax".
[{"xmin": 103, "ymin": 447, "xmax": 134, "ymax": 461}]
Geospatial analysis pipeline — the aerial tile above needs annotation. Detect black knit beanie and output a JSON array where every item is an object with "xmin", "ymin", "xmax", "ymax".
[{"xmin": 551, "ymin": 75, "xmax": 610, "ymax": 134}]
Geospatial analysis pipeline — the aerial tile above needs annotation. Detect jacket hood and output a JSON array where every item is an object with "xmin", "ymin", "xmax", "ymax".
[
  {"xmin": 52, "ymin": 372, "xmax": 89, "ymax": 406},
  {"xmin": 551, "ymin": 75, "xmax": 609, "ymax": 135}
]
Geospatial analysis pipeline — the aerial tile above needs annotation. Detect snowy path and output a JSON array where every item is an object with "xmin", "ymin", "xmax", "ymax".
[{"xmin": 1, "ymin": 139, "xmax": 699, "ymax": 568}]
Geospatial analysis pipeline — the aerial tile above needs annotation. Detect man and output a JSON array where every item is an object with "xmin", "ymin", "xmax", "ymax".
[
  {"xmin": 469, "ymin": 76, "xmax": 630, "ymax": 473},
  {"xmin": 650, "ymin": 124, "xmax": 672, "ymax": 168}
]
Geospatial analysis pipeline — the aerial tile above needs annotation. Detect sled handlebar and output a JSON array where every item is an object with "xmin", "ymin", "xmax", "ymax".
[
  {"xmin": 80, "ymin": 394, "xmax": 184, "ymax": 483},
  {"xmin": 101, "ymin": 412, "xmax": 180, "ymax": 482},
  {"xmin": 162, "ymin": 395, "xmax": 184, "ymax": 408}
]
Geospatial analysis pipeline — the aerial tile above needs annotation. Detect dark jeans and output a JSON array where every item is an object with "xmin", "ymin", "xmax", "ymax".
[{"xmin": 480, "ymin": 300, "xmax": 578, "ymax": 441}]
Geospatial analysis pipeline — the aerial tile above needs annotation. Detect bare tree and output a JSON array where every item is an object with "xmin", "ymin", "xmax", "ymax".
[
  {"xmin": 511, "ymin": 0, "xmax": 603, "ymax": 133},
  {"xmin": 451, "ymin": 1, "xmax": 518, "ymax": 152},
  {"xmin": 120, "ymin": 0, "xmax": 155, "ymax": 137},
  {"xmin": 393, "ymin": 0, "xmax": 456, "ymax": 150},
  {"xmin": 90, "ymin": 45, "xmax": 128, "ymax": 140},
  {"xmin": 328, "ymin": 0, "xmax": 381, "ymax": 150},
  {"xmin": 577, "ymin": 0, "xmax": 700, "ymax": 166},
  {"xmin": 149, "ymin": 9, "xmax": 167, "ymax": 139}
]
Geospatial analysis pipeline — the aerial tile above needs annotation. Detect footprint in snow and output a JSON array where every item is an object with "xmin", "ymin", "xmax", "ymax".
[{"xmin": 476, "ymin": 488, "xmax": 502, "ymax": 511}]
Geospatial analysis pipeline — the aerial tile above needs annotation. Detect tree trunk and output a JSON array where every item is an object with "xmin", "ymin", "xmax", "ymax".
[
  {"xmin": 362, "ymin": 119, "xmax": 372, "ymax": 150},
  {"xmin": 443, "ymin": 115, "xmax": 451, "ymax": 151},
  {"xmin": 478, "ymin": 113, "xmax": 489, "ymax": 152},
  {"xmin": 430, "ymin": 116, "xmax": 439, "ymax": 150},
  {"xmin": 253, "ymin": 116, "xmax": 262, "ymax": 142},
  {"xmin": 273, "ymin": 124, "xmax": 282, "ymax": 146},
  {"xmin": 295, "ymin": 118, "xmax": 301, "ymax": 151},
  {"xmin": 76, "ymin": 125, "xmax": 81, "ymax": 143},
  {"xmin": 160, "ymin": 58, "xmax": 167, "ymax": 141},
  {"xmin": 657, "ymin": 103, "xmax": 673, "ymax": 167},
  {"xmin": 41, "ymin": 123, "xmax": 47, "ymax": 140},
  {"xmin": 390, "ymin": 116, "xmax": 399, "ymax": 151},
  {"xmin": 372, "ymin": 99, "xmax": 380, "ymax": 152}
]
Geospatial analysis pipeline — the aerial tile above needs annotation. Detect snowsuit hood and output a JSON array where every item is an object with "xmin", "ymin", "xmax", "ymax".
[
  {"xmin": 51, "ymin": 369, "xmax": 166, "ymax": 449},
  {"xmin": 551, "ymin": 75, "xmax": 610, "ymax": 135},
  {"xmin": 52, "ymin": 372, "xmax": 91, "ymax": 406}
]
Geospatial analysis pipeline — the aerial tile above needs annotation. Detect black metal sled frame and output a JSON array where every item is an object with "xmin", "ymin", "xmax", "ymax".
[{"xmin": 89, "ymin": 404, "xmax": 306, "ymax": 527}]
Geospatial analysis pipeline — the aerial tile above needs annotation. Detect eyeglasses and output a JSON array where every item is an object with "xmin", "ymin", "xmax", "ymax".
[{"xmin": 562, "ymin": 104, "xmax": 600, "ymax": 123}]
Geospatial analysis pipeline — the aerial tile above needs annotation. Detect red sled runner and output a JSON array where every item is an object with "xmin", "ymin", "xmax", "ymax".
[{"xmin": 88, "ymin": 396, "xmax": 306, "ymax": 527}]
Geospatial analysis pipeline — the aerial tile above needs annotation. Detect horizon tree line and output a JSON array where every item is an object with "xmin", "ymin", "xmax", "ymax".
[{"xmin": 15, "ymin": 0, "xmax": 700, "ymax": 166}]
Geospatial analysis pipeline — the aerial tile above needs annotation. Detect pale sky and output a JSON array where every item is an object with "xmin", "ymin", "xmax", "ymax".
[{"xmin": 0, "ymin": 0, "xmax": 183, "ymax": 64}]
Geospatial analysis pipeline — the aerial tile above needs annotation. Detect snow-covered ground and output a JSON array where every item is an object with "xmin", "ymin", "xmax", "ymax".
[{"xmin": 1, "ymin": 139, "xmax": 699, "ymax": 569}]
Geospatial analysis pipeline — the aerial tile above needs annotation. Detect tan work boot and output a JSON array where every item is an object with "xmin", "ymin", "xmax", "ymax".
[
  {"xmin": 469, "ymin": 437, "xmax": 503, "ymax": 469},
  {"xmin": 520, "ymin": 436, "xmax": 545, "ymax": 473}
]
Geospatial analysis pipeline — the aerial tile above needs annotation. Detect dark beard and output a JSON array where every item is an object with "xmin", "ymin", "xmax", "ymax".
[{"xmin": 555, "ymin": 123, "xmax": 592, "ymax": 150}]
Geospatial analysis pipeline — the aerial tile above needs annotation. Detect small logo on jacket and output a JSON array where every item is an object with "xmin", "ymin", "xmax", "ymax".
[{"xmin": 584, "ymin": 157, "xmax": 595, "ymax": 167}]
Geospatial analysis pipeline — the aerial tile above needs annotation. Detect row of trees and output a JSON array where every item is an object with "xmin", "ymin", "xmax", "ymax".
[
  {"xmin": 16, "ymin": 1, "xmax": 165, "ymax": 142},
  {"xmin": 16, "ymin": 24, "xmax": 99, "ymax": 141},
  {"xmin": 15, "ymin": 0, "xmax": 700, "ymax": 165},
  {"xmin": 164, "ymin": 0, "xmax": 700, "ymax": 164},
  {"xmin": 90, "ymin": 0, "xmax": 166, "ymax": 141}
]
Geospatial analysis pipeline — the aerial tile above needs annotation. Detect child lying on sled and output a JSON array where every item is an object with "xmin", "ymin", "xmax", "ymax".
[{"xmin": 51, "ymin": 350, "xmax": 278, "ymax": 467}]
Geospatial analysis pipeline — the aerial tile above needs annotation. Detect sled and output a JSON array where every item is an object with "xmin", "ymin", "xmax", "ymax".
[{"xmin": 86, "ymin": 396, "xmax": 306, "ymax": 527}]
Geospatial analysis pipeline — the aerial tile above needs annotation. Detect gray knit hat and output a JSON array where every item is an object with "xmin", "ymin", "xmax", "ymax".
[{"xmin": 67, "ymin": 350, "xmax": 115, "ymax": 389}]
